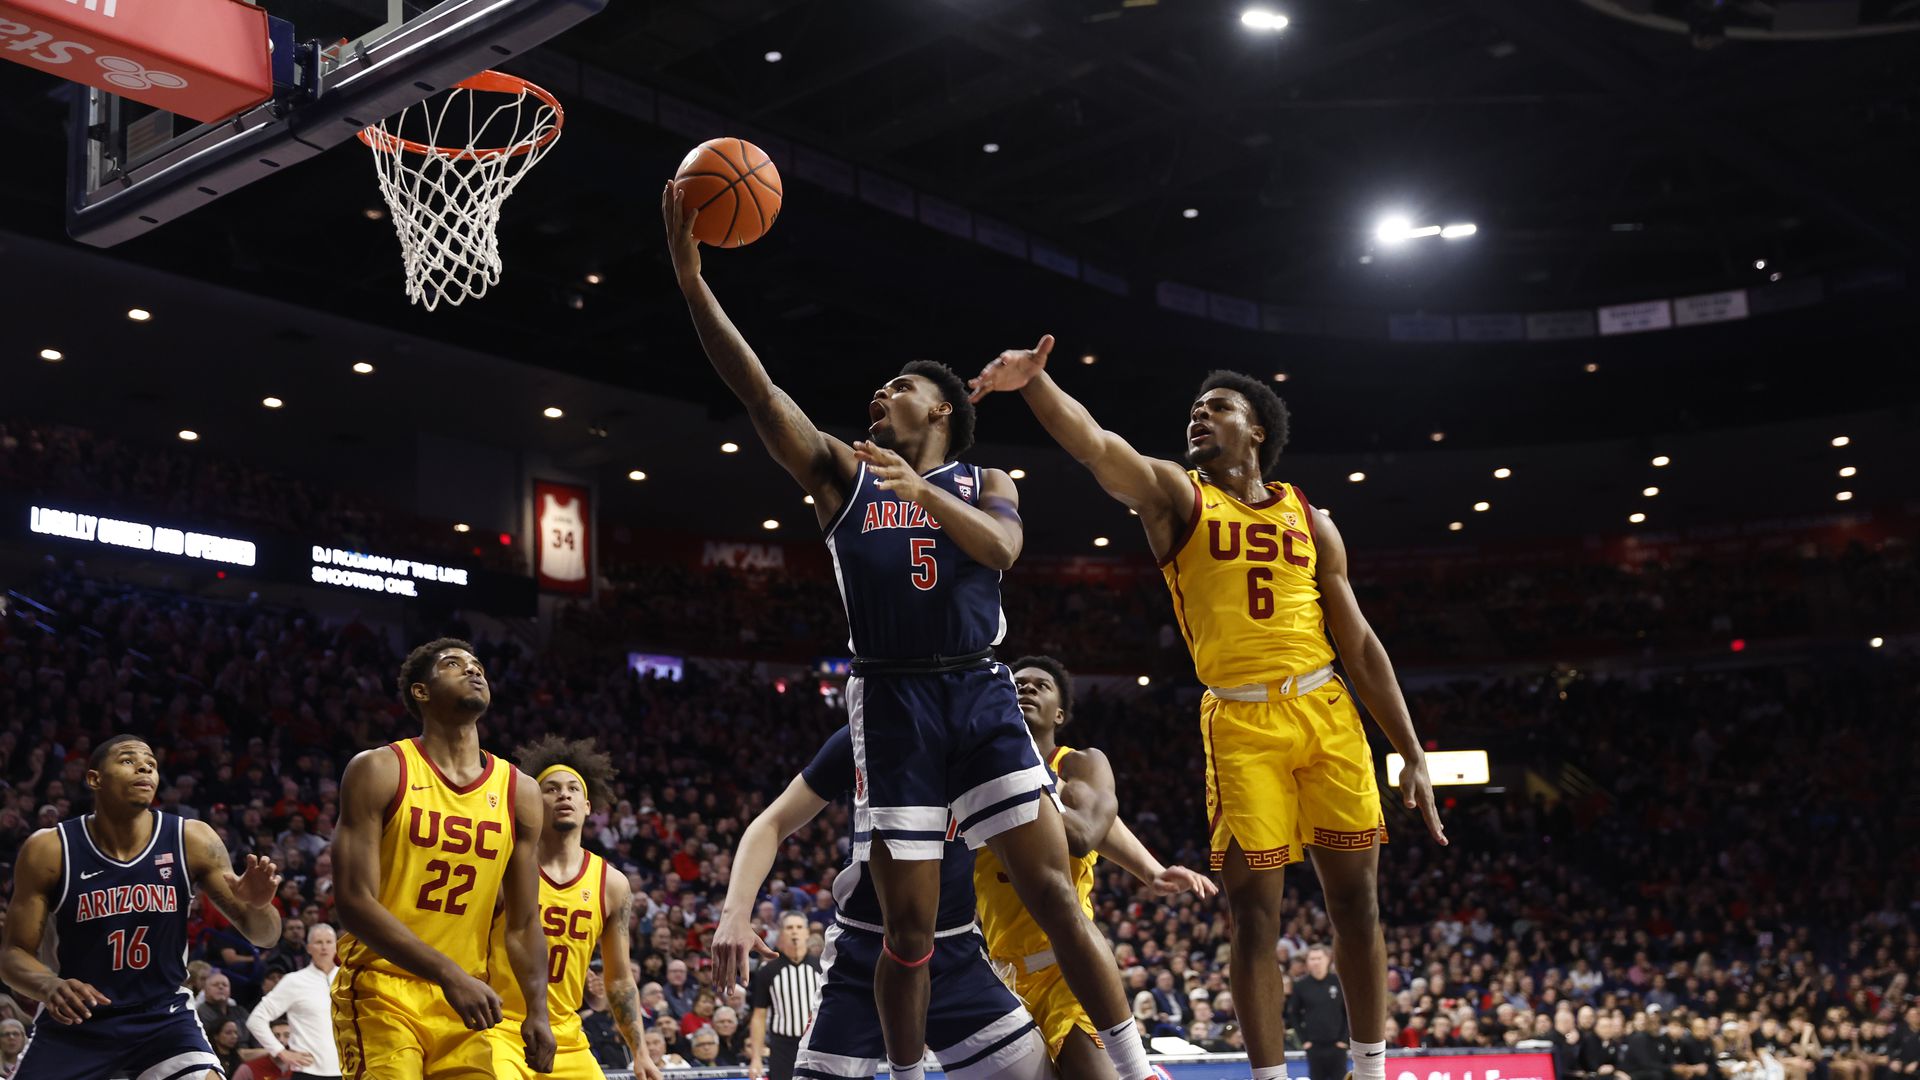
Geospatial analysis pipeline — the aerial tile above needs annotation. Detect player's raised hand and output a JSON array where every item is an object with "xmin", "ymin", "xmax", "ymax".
[
  {"xmin": 967, "ymin": 334, "xmax": 1055, "ymax": 404},
  {"xmin": 1149, "ymin": 864, "xmax": 1219, "ymax": 900},
  {"xmin": 522, "ymin": 1012, "xmax": 557, "ymax": 1073},
  {"xmin": 661, "ymin": 181, "xmax": 703, "ymax": 284},
  {"xmin": 853, "ymin": 441, "xmax": 933, "ymax": 505},
  {"xmin": 229, "ymin": 853, "xmax": 281, "ymax": 909},
  {"xmin": 712, "ymin": 915, "xmax": 777, "ymax": 988},
  {"xmin": 440, "ymin": 969, "xmax": 505, "ymax": 1031},
  {"xmin": 1399, "ymin": 755, "xmax": 1450, "ymax": 846},
  {"xmin": 42, "ymin": 977, "xmax": 109, "ymax": 1024}
]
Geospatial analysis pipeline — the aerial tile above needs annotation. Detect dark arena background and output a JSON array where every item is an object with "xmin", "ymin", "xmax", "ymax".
[{"xmin": 1, "ymin": 1, "xmax": 1917, "ymax": 1079}]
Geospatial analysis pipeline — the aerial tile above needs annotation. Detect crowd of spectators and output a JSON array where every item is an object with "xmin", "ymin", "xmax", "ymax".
[{"xmin": 1, "ymin": 555, "xmax": 1915, "ymax": 1076}]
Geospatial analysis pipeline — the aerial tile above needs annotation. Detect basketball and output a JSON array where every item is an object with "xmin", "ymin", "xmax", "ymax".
[{"xmin": 674, "ymin": 137, "xmax": 783, "ymax": 247}]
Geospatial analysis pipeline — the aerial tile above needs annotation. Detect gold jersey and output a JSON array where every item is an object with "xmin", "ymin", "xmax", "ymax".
[
  {"xmin": 339, "ymin": 739, "xmax": 518, "ymax": 981},
  {"xmin": 487, "ymin": 849, "xmax": 607, "ymax": 1041},
  {"xmin": 974, "ymin": 745, "xmax": 1097, "ymax": 962},
  {"xmin": 1159, "ymin": 472, "xmax": 1336, "ymax": 688}
]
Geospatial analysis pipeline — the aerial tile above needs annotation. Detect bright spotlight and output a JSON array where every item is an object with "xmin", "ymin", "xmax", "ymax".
[
  {"xmin": 1136, "ymin": 675, "xmax": 1152, "ymax": 686},
  {"xmin": 761, "ymin": 519, "xmax": 780, "ymax": 530},
  {"xmin": 1473, "ymin": 501, "xmax": 1490, "ymax": 512},
  {"xmin": 1448, "ymin": 521, "xmax": 1463, "ymax": 532},
  {"xmin": 1375, "ymin": 215, "xmax": 1412, "ymax": 244},
  {"xmin": 1643, "ymin": 486, "xmax": 1660, "ymax": 497},
  {"xmin": 177, "ymin": 430, "xmax": 199, "ymax": 442},
  {"xmin": 628, "ymin": 470, "xmax": 647, "ymax": 481},
  {"xmin": 543, "ymin": 406, "xmax": 564, "ymax": 419},
  {"xmin": 1493, "ymin": 467, "xmax": 1511, "ymax": 479},
  {"xmin": 1651, "ymin": 455, "xmax": 1670, "ymax": 467},
  {"xmin": 1240, "ymin": 9, "xmax": 1289, "ymax": 30},
  {"xmin": 1629, "ymin": 512, "xmax": 1646, "ymax": 524},
  {"xmin": 1441, "ymin": 223, "xmax": 1478, "ymax": 239},
  {"xmin": 1347, "ymin": 471, "xmax": 1366, "ymax": 483},
  {"xmin": 1839, "ymin": 466, "xmax": 1856, "ymax": 478},
  {"xmin": 39, "ymin": 348, "xmax": 63, "ymax": 362},
  {"xmin": 1835, "ymin": 491, "xmax": 1853, "ymax": 502},
  {"xmin": 1093, "ymin": 537, "xmax": 1110, "ymax": 548},
  {"xmin": 1831, "ymin": 435, "xmax": 1850, "ymax": 447}
]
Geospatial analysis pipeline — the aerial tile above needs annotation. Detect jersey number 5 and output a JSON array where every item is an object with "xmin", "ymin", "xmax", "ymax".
[
  {"xmin": 909, "ymin": 538, "xmax": 937, "ymax": 591},
  {"xmin": 107, "ymin": 926, "xmax": 151, "ymax": 970}
]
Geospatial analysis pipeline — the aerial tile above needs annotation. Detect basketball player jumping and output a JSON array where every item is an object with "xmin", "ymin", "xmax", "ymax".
[
  {"xmin": 0, "ymin": 733, "xmax": 284, "ymax": 1080},
  {"xmin": 970, "ymin": 338, "xmax": 1449, "ymax": 1080},
  {"xmin": 665, "ymin": 185, "xmax": 1155, "ymax": 1080},
  {"xmin": 980, "ymin": 656, "xmax": 1217, "ymax": 1080},
  {"xmin": 484, "ymin": 735, "xmax": 660, "ymax": 1080},
  {"xmin": 330, "ymin": 638, "xmax": 556, "ymax": 1079},
  {"xmin": 714, "ymin": 724, "xmax": 1054, "ymax": 1080}
]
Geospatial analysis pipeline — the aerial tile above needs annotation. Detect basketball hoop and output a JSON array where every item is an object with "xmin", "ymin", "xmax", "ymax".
[{"xmin": 359, "ymin": 70, "xmax": 564, "ymax": 310}]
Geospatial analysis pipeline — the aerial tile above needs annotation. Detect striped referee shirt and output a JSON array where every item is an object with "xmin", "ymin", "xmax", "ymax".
[{"xmin": 749, "ymin": 952, "xmax": 823, "ymax": 1038}]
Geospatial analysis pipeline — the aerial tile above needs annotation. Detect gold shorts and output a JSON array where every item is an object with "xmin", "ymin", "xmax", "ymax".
[
  {"xmin": 332, "ymin": 966, "xmax": 497, "ymax": 1080},
  {"xmin": 1002, "ymin": 960, "xmax": 1102, "ymax": 1058},
  {"xmin": 1201, "ymin": 677, "xmax": 1386, "ymax": 871},
  {"xmin": 485, "ymin": 1023, "xmax": 608, "ymax": 1080}
]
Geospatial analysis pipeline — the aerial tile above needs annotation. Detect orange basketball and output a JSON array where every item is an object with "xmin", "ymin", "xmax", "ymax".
[{"xmin": 673, "ymin": 137, "xmax": 783, "ymax": 247}]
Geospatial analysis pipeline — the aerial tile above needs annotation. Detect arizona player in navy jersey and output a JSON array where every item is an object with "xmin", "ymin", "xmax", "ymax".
[
  {"xmin": 0, "ymin": 734, "xmax": 284, "ymax": 1080},
  {"xmin": 666, "ymin": 184, "xmax": 1152, "ymax": 1080},
  {"xmin": 712, "ymin": 725, "xmax": 1053, "ymax": 1080}
]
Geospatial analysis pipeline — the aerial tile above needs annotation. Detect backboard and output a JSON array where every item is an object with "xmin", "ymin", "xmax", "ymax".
[{"xmin": 64, "ymin": 0, "xmax": 604, "ymax": 247}]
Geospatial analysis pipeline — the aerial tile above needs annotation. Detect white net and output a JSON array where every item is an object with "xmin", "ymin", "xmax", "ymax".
[{"xmin": 362, "ymin": 74, "xmax": 562, "ymax": 310}]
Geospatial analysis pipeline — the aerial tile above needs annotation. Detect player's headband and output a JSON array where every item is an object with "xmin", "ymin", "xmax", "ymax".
[{"xmin": 536, "ymin": 764, "xmax": 587, "ymax": 792}]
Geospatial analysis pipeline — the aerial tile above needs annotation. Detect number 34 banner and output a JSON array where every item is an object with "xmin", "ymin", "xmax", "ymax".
[{"xmin": 534, "ymin": 480, "xmax": 591, "ymax": 595}]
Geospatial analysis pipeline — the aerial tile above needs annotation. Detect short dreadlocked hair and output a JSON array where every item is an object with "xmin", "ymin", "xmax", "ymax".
[
  {"xmin": 901, "ymin": 360, "xmax": 976, "ymax": 460},
  {"xmin": 1010, "ymin": 654, "xmax": 1073, "ymax": 724},
  {"xmin": 396, "ymin": 637, "xmax": 476, "ymax": 720},
  {"xmin": 514, "ymin": 733, "xmax": 617, "ymax": 810},
  {"xmin": 1197, "ymin": 369, "xmax": 1291, "ymax": 477}
]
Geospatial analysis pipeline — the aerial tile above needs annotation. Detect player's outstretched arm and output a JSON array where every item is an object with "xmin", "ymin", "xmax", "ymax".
[
  {"xmin": 713, "ymin": 773, "xmax": 828, "ymax": 988},
  {"xmin": 1054, "ymin": 747, "xmax": 1120, "ymax": 858},
  {"xmin": 1096, "ymin": 818, "xmax": 1217, "ymax": 900},
  {"xmin": 662, "ymin": 182, "xmax": 856, "ymax": 518},
  {"xmin": 969, "ymin": 335, "xmax": 1195, "ymax": 558},
  {"xmin": 504, "ymin": 770, "xmax": 557, "ymax": 1073},
  {"xmin": 1313, "ymin": 510, "xmax": 1448, "ymax": 847},
  {"xmin": 184, "ymin": 818, "xmax": 283, "ymax": 947},
  {"xmin": 601, "ymin": 873, "xmax": 661, "ymax": 1080},
  {"xmin": 0, "ymin": 829, "xmax": 111, "ymax": 1024}
]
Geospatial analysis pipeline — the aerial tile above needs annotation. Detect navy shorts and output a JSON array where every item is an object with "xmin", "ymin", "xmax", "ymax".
[
  {"xmin": 797, "ymin": 922, "xmax": 1046, "ymax": 1080},
  {"xmin": 16, "ymin": 992, "xmax": 222, "ymax": 1080},
  {"xmin": 848, "ymin": 663, "xmax": 1056, "ymax": 860}
]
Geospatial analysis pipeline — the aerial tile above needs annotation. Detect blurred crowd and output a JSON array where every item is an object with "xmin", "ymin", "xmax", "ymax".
[{"xmin": 2, "ymin": 546, "xmax": 1916, "ymax": 1075}]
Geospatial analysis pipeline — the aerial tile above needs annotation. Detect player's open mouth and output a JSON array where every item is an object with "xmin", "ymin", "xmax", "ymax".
[
  {"xmin": 1189, "ymin": 425, "xmax": 1212, "ymax": 445},
  {"xmin": 868, "ymin": 400, "xmax": 889, "ymax": 430}
]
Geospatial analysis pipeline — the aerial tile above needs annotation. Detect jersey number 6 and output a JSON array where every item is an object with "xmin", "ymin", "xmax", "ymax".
[{"xmin": 909, "ymin": 538, "xmax": 938, "ymax": 591}]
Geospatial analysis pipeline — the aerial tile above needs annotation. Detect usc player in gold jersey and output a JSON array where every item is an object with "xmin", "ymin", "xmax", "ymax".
[
  {"xmin": 971, "ymin": 341, "xmax": 1448, "ymax": 1080},
  {"xmin": 977, "ymin": 656, "xmax": 1216, "ymax": 1080},
  {"xmin": 484, "ymin": 734, "xmax": 659, "ymax": 1080},
  {"xmin": 331, "ymin": 639, "xmax": 555, "ymax": 1079}
]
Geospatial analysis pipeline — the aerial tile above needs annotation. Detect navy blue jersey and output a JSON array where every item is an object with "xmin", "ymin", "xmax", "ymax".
[
  {"xmin": 51, "ymin": 811, "xmax": 192, "ymax": 1010},
  {"xmin": 800, "ymin": 727, "xmax": 977, "ymax": 932},
  {"xmin": 824, "ymin": 460, "xmax": 1007, "ymax": 660}
]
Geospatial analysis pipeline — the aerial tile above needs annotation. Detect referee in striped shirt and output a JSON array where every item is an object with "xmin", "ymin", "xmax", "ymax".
[{"xmin": 749, "ymin": 912, "xmax": 822, "ymax": 1080}]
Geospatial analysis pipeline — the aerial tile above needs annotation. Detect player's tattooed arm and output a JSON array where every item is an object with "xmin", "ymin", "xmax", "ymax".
[
  {"xmin": 600, "ymin": 872, "xmax": 655, "ymax": 1076},
  {"xmin": 662, "ymin": 182, "xmax": 855, "ymax": 520},
  {"xmin": 0, "ymin": 829, "xmax": 111, "ymax": 1024},
  {"xmin": 185, "ymin": 818, "xmax": 283, "ymax": 947},
  {"xmin": 1054, "ymin": 746, "xmax": 1119, "ymax": 858}
]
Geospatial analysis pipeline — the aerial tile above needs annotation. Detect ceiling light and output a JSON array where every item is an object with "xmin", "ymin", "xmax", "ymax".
[
  {"xmin": 1768, "ymin": 271, "xmax": 1782, "ymax": 282},
  {"xmin": 721, "ymin": 441, "xmax": 740, "ymax": 454},
  {"xmin": 363, "ymin": 207, "xmax": 385, "ymax": 220},
  {"xmin": 1448, "ymin": 521, "xmax": 1464, "ymax": 532},
  {"xmin": 1375, "ymin": 215, "xmax": 1412, "ymax": 244},
  {"xmin": 1830, "ymin": 435, "xmax": 1849, "ymax": 447},
  {"xmin": 1644, "ymin": 486, "xmax": 1661, "ymax": 497},
  {"xmin": 628, "ymin": 470, "xmax": 647, "ymax": 481},
  {"xmin": 1093, "ymin": 537, "xmax": 1110, "ymax": 548},
  {"xmin": 1584, "ymin": 362, "xmax": 1600, "ymax": 373},
  {"xmin": 127, "ymin": 308, "xmax": 152, "ymax": 322},
  {"xmin": 261, "ymin": 396, "xmax": 284, "ymax": 409},
  {"xmin": 1629, "ymin": 512, "xmax": 1646, "ymax": 524},
  {"xmin": 982, "ymin": 142, "xmax": 1000, "ymax": 154},
  {"xmin": 454, "ymin": 523, "xmax": 471, "ymax": 533},
  {"xmin": 1440, "ymin": 223, "xmax": 1477, "ymax": 239},
  {"xmin": 1493, "ymin": 467, "xmax": 1511, "ymax": 479},
  {"xmin": 1835, "ymin": 490, "xmax": 1853, "ymax": 502},
  {"xmin": 1272, "ymin": 372, "xmax": 1289, "ymax": 382},
  {"xmin": 763, "ymin": 50, "xmax": 782, "ymax": 63},
  {"xmin": 803, "ymin": 495, "xmax": 815, "ymax": 505},
  {"xmin": 1429, "ymin": 431, "xmax": 1445, "ymax": 442},
  {"xmin": 177, "ymin": 430, "xmax": 199, "ymax": 442},
  {"xmin": 39, "ymin": 348, "xmax": 63, "ymax": 362},
  {"xmin": 1473, "ymin": 501, "xmax": 1490, "ymax": 512},
  {"xmin": 1347, "ymin": 471, "xmax": 1366, "ymax": 483},
  {"xmin": 1839, "ymin": 466, "xmax": 1856, "ymax": 478},
  {"xmin": 352, "ymin": 361, "xmax": 375, "ymax": 374},
  {"xmin": 543, "ymin": 406, "xmax": 564, "ymax": 419},
  {"xmin": 761, "ymin": 518, "xmax": 780, "ymax": 530},
  {"xmin": 1182, "ymin": 208, "xmax": 1200, "ymax": 219},
  {"xmin": 1136, "ymin": 675, "xmax": 1152, "ymax": 686},
  {"xmin": 1081, "ymin": 354, "xmax": 1097, "ymax": 365},
  {"xmin": 1008, "ymin": 468, "xmax": 1027, "ymax": 479},
  {"xmin": 584, "ymin": 272, "xmax": 603, "ymax": 285},
  {"xmin": 1870, "ymin": 636, "xmax": 1884, "ymax": 648},
  {"xmin": 1651, "ymin": 455, "xmax": 1670, "ymax": 467},
  {"xmin": 1753, "ymin": 259, "xmax": 1768, "ymax": 270},
  {"xmin": 1240, "ymin": 9, "xmax": 1289, "ymax": 31}
]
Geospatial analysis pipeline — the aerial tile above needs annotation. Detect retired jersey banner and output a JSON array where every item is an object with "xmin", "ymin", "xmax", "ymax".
[{"xmin": 534, "ymin": 480, "xmax": 591, "ymax": 595}]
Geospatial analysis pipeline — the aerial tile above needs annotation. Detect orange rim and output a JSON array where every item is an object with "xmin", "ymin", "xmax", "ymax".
[{"xmin": 357, "ymin": 70, "xmax": 564, "ymax": 161}]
